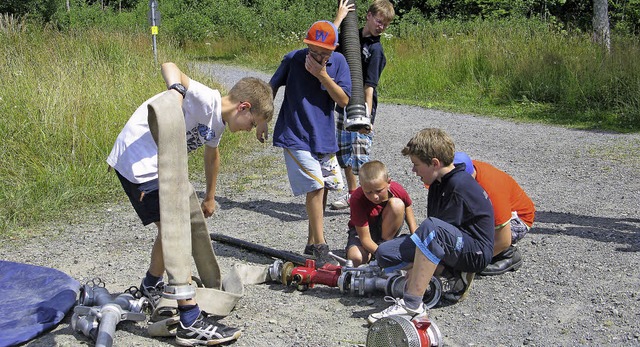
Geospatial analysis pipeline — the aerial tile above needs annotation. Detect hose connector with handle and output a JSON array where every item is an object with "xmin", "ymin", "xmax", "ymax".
[{"xmin": 71, "ymin": 278, "xmax": 147, "ymax": 347}]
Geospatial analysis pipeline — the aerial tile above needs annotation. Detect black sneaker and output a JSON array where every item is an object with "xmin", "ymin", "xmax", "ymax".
[
  {"xmin": 176, "ymin": 311, "xmax": 241, "ymax": 346},
  {"xmin": 303, "ymin": 244, "xmax": 314, "ymax": 255},
  {"xmin": 312, "ymin": 244, "xmax": 338, "ymax": 266},
  {"xmin": 140, "ymin": 279, "xmax": 165, "ymax": 309},
  {"xmin": 443, "ymin": 271, "xmax": 475, "ymax": 303}
]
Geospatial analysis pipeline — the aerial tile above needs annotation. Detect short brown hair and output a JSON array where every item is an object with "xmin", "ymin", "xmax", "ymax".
[
  {"xmin": 228, "ymin": 77, "xmax": 274, "ymax": 122},
  {"xmin": 359, "ymin": 160, "xmax": 389, "ymax": 183},
  {"xmin": 401, "ymin": 128, "xmax": 455, "ymax": 166},
  {"xmin": 368, "ymin": 0, "xmax": 395, "ymax": 23}
]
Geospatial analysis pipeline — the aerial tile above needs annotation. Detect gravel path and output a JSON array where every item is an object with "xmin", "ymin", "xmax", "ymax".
[{"xmin": 2, "ymin": 62, "xmax": 639, "ymax": 347}]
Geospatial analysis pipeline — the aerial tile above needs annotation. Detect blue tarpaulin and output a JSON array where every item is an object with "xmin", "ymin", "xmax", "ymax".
[{"xmin": 0, "ymin": 261, "xmax": 79, "ymax": 347}]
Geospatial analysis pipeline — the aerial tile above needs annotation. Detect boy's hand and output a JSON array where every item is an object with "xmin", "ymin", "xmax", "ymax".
[
  {"xmin": 305, "ymin": 52, "xmax": 328, "ymax": 78},
  {"xmin": 201, "ymin": 199, "xmax": 217, "ymax": 218},
  {"xmin": 256, "ymin": 122, "xmax": 269, "ymax": 143},
  {"xmin": 334, "ymin": 0, "xmax": 355, "ymax": 28}
]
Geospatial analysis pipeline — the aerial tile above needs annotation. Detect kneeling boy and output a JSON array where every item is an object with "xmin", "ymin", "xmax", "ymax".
[
  {"xmin": 368, "ymin": 128, "xmax": 494, "ymax": 324},
  {"xmin": 346, "ymin": 160, "xmax": 417, "ymax": 267}
]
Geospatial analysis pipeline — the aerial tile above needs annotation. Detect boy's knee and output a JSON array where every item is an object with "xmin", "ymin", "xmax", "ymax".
[{"xmin": 385, "ymin": 197, "xmax": 406, "ymax": 214}]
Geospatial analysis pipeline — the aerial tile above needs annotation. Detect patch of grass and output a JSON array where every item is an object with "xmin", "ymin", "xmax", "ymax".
[
  {"xmin": 0, "ymin": 25, "xmax": 195, "ymax": 237},
  {"xmin": 586, "ymin": 138, "xmax": 640, "ymax": 164},
  {"xmin": 380, "ymin": 19, "xmax": 640, "ymax": 132}
]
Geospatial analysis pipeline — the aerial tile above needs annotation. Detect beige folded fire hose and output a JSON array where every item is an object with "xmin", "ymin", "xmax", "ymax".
[{"xmin": 146, "ymin": 91, "xmax": 270, "ymax": 336}]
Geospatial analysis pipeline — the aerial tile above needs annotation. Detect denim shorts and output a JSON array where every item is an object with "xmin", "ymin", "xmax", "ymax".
[{"xmin": 115, "ymin": 170, "xmax": 160, "ymax": 226}]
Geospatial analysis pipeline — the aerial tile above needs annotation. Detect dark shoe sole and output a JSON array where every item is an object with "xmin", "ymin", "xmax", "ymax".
[
  {"xmin": 176, "ymin": 330, "xmax": 241, "ymax": 346},
  {"xmin": 442, "ymin": 271, "xmax": 475, "ymax": 303}
]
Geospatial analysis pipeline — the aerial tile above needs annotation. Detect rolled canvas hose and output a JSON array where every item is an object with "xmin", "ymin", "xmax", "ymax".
[
  {"xmin": 147, "ymin": 91, "xmax": 195, "ymax": 300},
  {"xmin": 146, "ymin": 92, "xmax": 272, "ymax": 336},
  {"xmin": 188, "ymin": 184, "xmax": 222, "ymax": 289}
]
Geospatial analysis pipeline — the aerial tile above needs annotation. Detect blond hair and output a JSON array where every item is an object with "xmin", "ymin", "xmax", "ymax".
[
  {"xmin": 228, "ymin": 77, "xmax": 274, "ymax": 122},
  {"xmin": 401, "ymin": 128, "xmax": 455, "ymax": 166},
  {"xmin": 359, "ymin": 160, "xmax": 389, "ymax": 183},
  {"xmin": 368, "ymin": 0, "xmax": 395, "ymax": 23}
]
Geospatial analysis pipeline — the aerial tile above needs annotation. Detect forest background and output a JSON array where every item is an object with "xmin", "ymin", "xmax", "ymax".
[{"xmin": 1, "ymin": 0, "xmax": 639, "ymax": 236}]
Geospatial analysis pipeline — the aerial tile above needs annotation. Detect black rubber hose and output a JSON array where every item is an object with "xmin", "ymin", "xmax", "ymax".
[
  {"xmin": 210, "ymin": 233, "xmax": 308, "ymax": 265},
  {"xmin": 339, "ymin": 0, "xmax": 369, "ymax": 131}
]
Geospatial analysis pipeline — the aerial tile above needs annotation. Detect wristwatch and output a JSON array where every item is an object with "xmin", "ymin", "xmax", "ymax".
[{"xmin": 168, "ymin": 83, "xmax": 187, "ymax": 98}]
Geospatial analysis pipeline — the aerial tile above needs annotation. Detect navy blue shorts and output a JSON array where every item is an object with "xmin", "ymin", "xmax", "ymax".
[
  {"xmin": 115, "ymin": 170, "xmax": 160, "ymax": 226},
  {"xmin": 345, "ymin": 217, "xmax": 384, "ymax": 251},
  {"xmin": 375, "ymin": 217, "xmax": 491, "ymax": 273}
]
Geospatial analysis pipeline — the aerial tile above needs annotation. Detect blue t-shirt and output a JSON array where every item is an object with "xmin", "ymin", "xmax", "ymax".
[
  {"xmin": 270, "ymin": 48, "xmax": 352, "ymax": 154},
  {"xmin": 427, "ymin": 164, "xmax": 495, "ymax": 256}
]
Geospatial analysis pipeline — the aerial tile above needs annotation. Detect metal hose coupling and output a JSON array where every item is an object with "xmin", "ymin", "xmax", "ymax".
[
  {"xmin": 268, "ymin": 257, "xmax": 443, "ymax": 309},
  {"xmin": 344, "ymin": 103, "xmax": 372, "ymax": 131},
  {"xmin": 71, "ymin": 278, "xmax": 147, "ymax": 347},
  {"xmin": 367, "ymin": 315, "xmax": 443, "ymax": 347},
  {"xmin": 162, "ymin": 283, "xmax": 196, "ymax": 300},
  {"xmin": 344, "ymin": 104, "xmax": 372, "ymax": 132}
]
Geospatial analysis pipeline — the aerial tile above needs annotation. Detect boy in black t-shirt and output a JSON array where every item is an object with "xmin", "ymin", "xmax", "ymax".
[
  {"xmin": 368, "ymin": 128, "xmax": 495, "ymax": 324},
  {"xmin": 330, "ymin": 0, "xmax": 395, "ymax": 210}
]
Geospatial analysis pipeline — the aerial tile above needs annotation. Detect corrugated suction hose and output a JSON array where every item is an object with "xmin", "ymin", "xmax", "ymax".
[{"xmin": 339, "ymin": 0, "xmax": 371, "ymax": 132}]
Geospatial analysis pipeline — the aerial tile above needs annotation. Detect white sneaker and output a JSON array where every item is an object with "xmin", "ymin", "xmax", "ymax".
[
  {"xmin": 330, "ymin": 193, "xmax": 350, "ymax": 210},
  {"xmin": 367, "ymin": 296, "xmax": 427, "ymax": 324}
]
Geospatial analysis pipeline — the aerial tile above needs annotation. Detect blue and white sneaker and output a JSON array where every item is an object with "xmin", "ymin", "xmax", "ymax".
[{"xmin": 176, "ymin": 311, "xmax": 241, "ymax": 346}]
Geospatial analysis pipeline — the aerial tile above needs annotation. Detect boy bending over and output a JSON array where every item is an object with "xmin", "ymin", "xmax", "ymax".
[
  {"xmin": 107, "ymin": 62, "xmax": 273, "ymax": 346},
  {"xmin": 452, "ymin": 152, "xmax": 535, "ymax": 276}
]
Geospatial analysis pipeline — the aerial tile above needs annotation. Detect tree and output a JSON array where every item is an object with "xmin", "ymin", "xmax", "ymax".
[{"xmin": 593, "ymin": 0, "xmax": 610, "ymax": 52}]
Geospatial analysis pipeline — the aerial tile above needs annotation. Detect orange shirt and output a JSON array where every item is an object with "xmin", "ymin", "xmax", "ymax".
[{"xmin": 473, "ymin": 160, "xmax": 535, "ymax": 227}]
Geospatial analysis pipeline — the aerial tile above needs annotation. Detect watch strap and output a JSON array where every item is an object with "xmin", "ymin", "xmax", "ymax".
[{"xmin": 168, "ymin": 83, "xmax": 187, "ymax": 98}]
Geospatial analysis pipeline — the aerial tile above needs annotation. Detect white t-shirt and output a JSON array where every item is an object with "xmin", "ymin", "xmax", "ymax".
[{"xmin": 106, "ymin": 79, "xmax": 224, "ymax": 184}]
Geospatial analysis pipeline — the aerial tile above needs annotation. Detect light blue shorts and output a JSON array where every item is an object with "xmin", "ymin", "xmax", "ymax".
[{"xmin": 283, "ymin": 148, "xmax": 344, "ymax": 196}]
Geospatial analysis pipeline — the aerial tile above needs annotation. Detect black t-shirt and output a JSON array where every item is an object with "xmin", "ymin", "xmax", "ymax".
[{"xmin": 427, "ymin": 164, "xmax": 495, "ymax": 254}]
